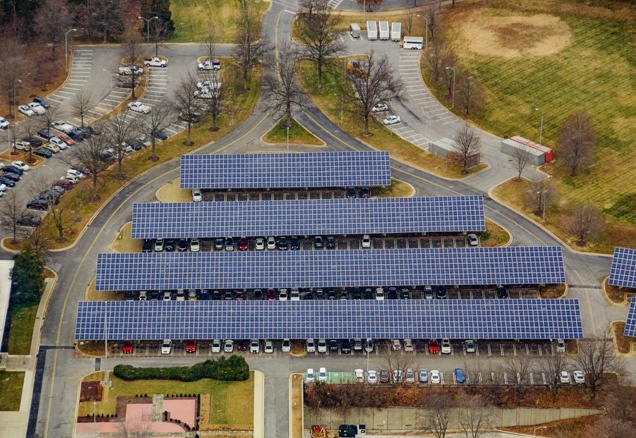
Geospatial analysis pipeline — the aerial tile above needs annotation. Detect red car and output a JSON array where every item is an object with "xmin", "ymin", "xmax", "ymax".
[
  {"xmin": 267, "ymin": 289, "xmax": 277, "ymax": 301},
  {"xmin": 185, "ymin": 340, "xmax": 197, "ymax": 353},
  {"xmin": 123, "ymin": 340, "xmax": 133, "ymax": 354},
  {"xmin": 237, "ymin": 340, "xmax": 248, "ymax": 351},
  {"xmin": 238, "ymin": 237, "xmax": 248, "ymax": 251},
  {"xmin": 428, "ymin": 339, "xmax": 439, "ymax": 354},
  {"xmin": 235, "ymin": 290, "xmax": 245, "ymax": 301}
]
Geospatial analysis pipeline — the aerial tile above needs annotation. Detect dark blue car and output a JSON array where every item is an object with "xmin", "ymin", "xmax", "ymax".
[
  {"xmin": 0, "ymin": 176, "xmax": 16, "ymax": 187},
  {"xmin": 151, "ymin": 129, "xmax": 168, "ymax": 140},
  {"xmin": 34, "ymin": 148, "xmax": 53, "ymax": 159},
  {"xmin": 33, "ymin": 97, "xmax": 50, "ymax": 108}
]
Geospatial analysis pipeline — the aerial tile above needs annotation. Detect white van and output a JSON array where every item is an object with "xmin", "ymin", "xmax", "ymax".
[
  {"xmin": 391, "ymin": 22, "xmax": 402, "ymax": 42},
  {"xmin": 349, "ymin": 23, "xmax": 361, "ymax": 38},
  {"xmin": 379, "ymin": 21, "xmax": 389, "ymax": 40},
  {"xmin": 367, "ymin": 21, "xmax": 377, "ymax": 40},
  {"xmin": 402, "ymin": 36, "xmax": 424, "ymax": 50}
]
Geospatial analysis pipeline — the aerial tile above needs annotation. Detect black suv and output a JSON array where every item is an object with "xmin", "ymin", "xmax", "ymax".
[
  {"xmin": 436, "ymin": 286, "xmax": 447, "ymax": 299},
  {"xmin": 177, "ymin": 238, "xmax": 188, "ymax": 252},
  {"xmin": 165, "ymin": 239, "xmax": 176, "ymax": 252},
  {"xmin": 326, "ymin": 236, "xmax": 336, "ymax": 249},
  {"xmin": 142, "ymin": 239, "xmax": 153, "ymax": 252},
  {"xmin": 346, "ymin": 188, "xmax": 356, "ymax": 198},
  {"xmin": 497, "ymin": 285, "xmax": 508, "ymax": 299},
  {"xmin": 27, "ymin": 200, "xmax": 48, "ymax": 211},
  {"xmin": 290, "ymin": 236, "xmax": 300, "ymax": 250},
  {"xmin": 314, "ymin": 236, "xmax": 324, "ymax": 248},
  {"xmin": 278, "ymin": 236, "xmax": 289, "ymax": 251},
  {"xmin": 359, "ymin": 188, "xmax": 371, "ymax": 198},
  {"xmin": 341, "ymin": 339, "xmax": 352, "ymax": 354},
  {"xmin": 329, "ymin": 339, "xmax": 339, "ymax": 352}
]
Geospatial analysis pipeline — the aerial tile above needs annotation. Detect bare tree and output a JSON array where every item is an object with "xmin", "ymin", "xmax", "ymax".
[
  {"xmin": 143, "ymin": 102, "xmax": 174, "ymax": 160},
  {"xmin": 201, "ymin": 22, "xmax": 217, "ymax": 64},
  {"xmin": 198, "ymin": 71, "xmax": 227, "ymax": 133},
  {"xmin": 233, "ymin": 5, "xmax": 268, "ymax": 91},
  {"xmin": 512, "ymin": 144, "xmax": 531, "ymax": 182},
  {"xmin": 151, "ymin": 20, "xmax": 168, "ymax": 58},
  {"xmin": 263, "ymin": 43, "xmax": 306, "ymax": 128},
  {"xmin": 538, "ymin": 353, "xmax": 569, "ymax": 395},
  {"xmin": 575, "ymin": 329, "xmax": 624, "ymax": 396},
  {"xmin": 64, "ymin": 135, "xmax": 110, "ymax": 201},
  {"xmin": 425, "ymin": 0, "xmax": 443, "ymax": 40},
  {"xmin": 565, "ymin": 203, "xmax": 603, "ymax": 246},
  {"xmin": 27, "ymin": 223, "xmax": 51, "ymax": 261},
  {"xmin": 558, "ymin": 110, "xmax": 595, "ymax": 177},
  {"xmin": 456, "ymin": 74, "xmax": 484, "ymax": 116},
  {"xmin": 523, "ymin": 178, "xmax": 558, "ymax": 216},
  {"xmin": 423, "ymin": 393, "xmax": 452, "ymax": 438},
  {"xmin": 172, "ymin": 74, "xmax": 204, "ymax": 145},
  {"xmin": 34, "ymin": 0, "xmax": 71, "ymax": 59},
  {"xmin": 19, "ymin": 118, "xmax": 40, "ymax": 164},
  {"xmin": 503, "ymin": 356, "xmax": 533, "ymax": 393},
  {"xmin": 296, "ymin": 0, "xmax": 343, "ymax": 88},
  {"xmin": 105, "ymin": 110, "xmax": 136, "ymax": 177},
  {"xmin": 29, "ymin": 176, "xmax": 73, "ymax": 241},
  {"xmin": 0, "ymin": 35, "xmax": 28, "ymax": 118},
  {"xmin": 381, "ymin": 342, "xmax": 415, "ymax": 384},
  {"xmin": 71, "ymin": 90, "xmax": 94, "ymax": 128},
  {"xmin": 1, "ymin": 190, "xmax": 24, "ymax": 244},
  {"xmin": 425, "ymin": 33, "xmax": 453, "ymax": 82},
  {"xmin": 449, "ymin": 124, "xmax": 481, "ymax": 173},
  {"xmin": 406, "ymin": 9, "xmax": 414, "ymax": 34},
  {"xmin": 120, "ymin": 32, "xmax": 146, "ymax": 99},
  {"xmin": 356, "ymin": 0, "xmax": 385, "ymax": 12},
  {"xmin": 458, "ymin": 395, "xmax": 492, "ymax": 438},
  {"xmin": 345, "ymin": 51, "xmax": 406, "ymax": 135},
  {"xmin": 299, "ymin": 0, "xmax": 329, "ymax": 22}
]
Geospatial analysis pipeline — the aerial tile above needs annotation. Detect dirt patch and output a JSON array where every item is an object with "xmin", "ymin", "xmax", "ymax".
[
  {"xmin": 459, "ymin": 11, "xmax": 572, "ymax": 58},
  {"xmin": 539, "ymin": 283, "xmax": 567, "ymax": 299},
  {"xmin": 613, "ymin": 321, "xmax": 632, "ymax": 354},
  {"xmin": 604, "ymin": 277, "xmax": 632, "ymax": 304},
  {"xmin": 80, "ymin": 381, "xmax": 103, "ymax": 402}
]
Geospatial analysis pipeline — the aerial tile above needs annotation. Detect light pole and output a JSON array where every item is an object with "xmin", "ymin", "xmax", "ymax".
[
  {"xmin": 138, "ymin": 16, "xmax": 159, "ymax": 44},
  {"xmin": 65, "ymin": 28, "xmax": 77, "ymax": 72},
  {"xmin": 446, "ymin": 66, "xmax": 456, "ymax": 109},
  {"xmin": 13, "ymin": 79, "xmax": 21, "ymax": 120},
  {"xmin": 533, "ymin": 426, "xmax": 547, "ymax": 436},
  {"xmin": 424, "ymin": 16, "xmax": 428, "ymax": 51},
  {"xmin": 535, "ymin": 107, "xmax": 544, "ymax": 145}
]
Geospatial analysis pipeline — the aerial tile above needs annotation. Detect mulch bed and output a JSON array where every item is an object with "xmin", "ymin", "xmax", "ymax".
[{"xmin": 80, "ymin": 381, "xmax": 103, "ymax": 402}]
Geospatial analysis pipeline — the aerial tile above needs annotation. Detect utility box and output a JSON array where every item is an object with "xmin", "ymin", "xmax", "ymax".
[
  {"xmin": 367, "ymin": 21, "xmax": 377, "ymax": 40},
  {"xmin": 391, "ymin": 22, "xmax": 401, "ymax": 41},
  {"xmin": 501, "ymin": 137, "xmax": 548, "ymax": 166},
  {"xmin": 379, "ymin": 21, "xmax": 390, "ymax": 40},
  {"xmin": 349, "ymin": 23, "xmax": 361, "ymax": 38}
]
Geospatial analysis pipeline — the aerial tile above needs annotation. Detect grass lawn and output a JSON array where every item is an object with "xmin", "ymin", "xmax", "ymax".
[
  {"xmin": 31, "ymin": 60, "xmax": 260, "ymax": 250},
  {"xmin": 8, "ymin": 305, "xmax": 39, "ymax": 355},
  {"xmin": 170, "ymin": 0, "xmax": 269, "ymax": 43},
  {"xmin": 78, "ymin": 371, "xmax": 254, "ymax": 426},
  {"xmin": 371, "ymin": 178, "xmax": 414, "ymax": 198},
  {"xmin": 263, "ymin": 117, "xmax": 323, "ymax": 146},
  {"xmin": 112, "ymin": 222, "xmax": 141, "ymax": 253},
  {"xmin": 0, "ymin": 371, "xmax": 24, "ymax": 411},
  {"xmin": 425, "ymin": 0, "xmax": 636, "ymax": 231},
  {"xmin": 291, "ymin": 374, "xmax": 303, "ymax": 438},
  {"xmin": 481, "ymin": 218, "xmax": 510, "ymax": 247},
  {"xmin": 297, "ymin": 59, "xmax": 485, "ymax": 179}
]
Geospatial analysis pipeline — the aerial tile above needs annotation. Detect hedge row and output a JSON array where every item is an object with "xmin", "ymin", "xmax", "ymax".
[{"xmin": 114, "ymin": 356, "xmax": 249, "ymax": 382}]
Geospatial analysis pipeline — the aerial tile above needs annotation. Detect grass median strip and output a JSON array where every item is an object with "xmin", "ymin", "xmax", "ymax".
[
  {"xmin": 263, "ymin": 117, "xmax": 323, "ymax": 146},
  {"xmin": 0, "ymin": 371, "xmax": 25, "ymax": 411}
]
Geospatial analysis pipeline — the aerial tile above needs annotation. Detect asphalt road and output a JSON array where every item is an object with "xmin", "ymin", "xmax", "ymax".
[{"xmin": 13, "ymin": 1, "xmax": 630, "ymax": 438}]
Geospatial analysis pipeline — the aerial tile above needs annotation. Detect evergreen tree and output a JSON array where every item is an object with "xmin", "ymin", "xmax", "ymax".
[
  {"xmin": 10, "ymin": 245, "xmax": 45, "ymax": 312},
  {"xmin": 140, "ymin": 0, "xmax": 174, "ymax": 40}
]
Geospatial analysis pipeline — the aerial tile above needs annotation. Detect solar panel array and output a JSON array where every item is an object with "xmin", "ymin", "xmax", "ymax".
[
  {"xmin": 625, "ymin": 298, "xmax": 636, "ymax": 337},
  {"xmin": 131, "ymin": 196, "xmax": 486, "ymax": 239},
  {"xmin": 180, "ymin": 152, "xmax": 392, "ymax": 189},
  {"xmin": 609, "ymin": 247, "xmax": 636, "ymax": 289},
  {"xmin": 75, "ymin": 300, "xmax": 583, "ymax": 341},
  {"xmin": 95, "ymin": 247, "xmax": 565, "ymax": 291}
]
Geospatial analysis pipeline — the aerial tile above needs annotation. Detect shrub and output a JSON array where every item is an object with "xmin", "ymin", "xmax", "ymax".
[{"xmin": 113, "ymin": 356, "xmax": 250, "ymax": 382}]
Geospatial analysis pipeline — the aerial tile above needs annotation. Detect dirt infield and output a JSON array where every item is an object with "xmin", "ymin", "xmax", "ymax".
[{"xmin": 458, "ymin": 11, "xmax": 572, "ymax": 58}]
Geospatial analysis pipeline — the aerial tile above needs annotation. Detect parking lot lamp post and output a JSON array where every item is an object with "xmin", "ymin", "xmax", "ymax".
[
  {"xmin": 13, "ymin": 79, "xmax": 21, "ymax": 120},
  {"xmin": 65, "ymin": 29, "xmax": 77, "ymax": 72},
  {"xmin": 535, "ymin": 107, "xmax": 544, "ymax": 145},
  {"xmin": 446, "ymin": 66, "xmax": 456, "ymax": 109},
  {"xmin": 534, "ymin": 426, "xmax": 547, "ymax": 436},
  {"xmin": 138, "ymin": 16, "xmax": 159, "ymax": 44}
]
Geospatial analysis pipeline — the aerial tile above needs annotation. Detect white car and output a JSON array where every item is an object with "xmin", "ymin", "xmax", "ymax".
[
  {"xmin": 318, "ymin": 367, "xmax": 328, "ymax": 383},
  {"xmin": 405, "ymin": 368, "xmax": 416, "ymax": 384},
  {"xmin": 467, "ymin": 234, "xmax": 479, "ymax": 246},
  {"xmin": 361, "ymin": 234, "xmax": 371, "ymax": 248},
  {"xmin": 224, "ymin": 339, "xmax": 234, "ymax": 353},
  {"xmin": 0, "ymin": 184, "xmax": 7, "ymax": 192},
  {"xmin": 403, "ymin": 339, "xmax": 414, "ymax": 352},
  {"xmin": 11, "ymin": 161, "xmax": 30, "ymax": 171},
  {"xmin": 264, "ymin": 339, "xmax": 274, "ymax": 353},
  {"xmin": 118, "ymin": 65, "xmax": 144, "ymax": 76},
  {"xmin": 192, "ymin": 188, "xmax": 202, "ymax": 202},
  {"xmin": 127, "ymin": 102, "xmax": 151, "ymax": 114},
  {"xmin": 367, "ymin": 370, "xmax": 378, "ymax": 384},
  {"xmin": 317, "ymin": 338, "xmax": 327, "ymax": 354},
  {"xmin": 375, "ymin": 288, "xmax": 384, "ymax": 300},
  {"xmin": 556, "ymin": 338, "xmax": 566, "ymax": 353},
  {"xmin": 441, "ymin": 338, "xmax": 451, "ymax": 354},
  {"xmin": 573, "ymin": 370, "xmax": 585, "ymax": 384},
  {"xmin": 28, "ymin": 102, "xmax": 46, "ymax": 115},
  {"xmin": 306, "ymin": 338, "xmax": 316, "ymax": 353},
  {"xmin": 465, "ymin": 339, "xmax": 476, "ymax": 353},
  {"xmin": 282, "ymin": 338, "xmax": 291, "ymax": 353},
  {"xmin": 161, "ymin": 339, "xmax": 172, "ymax": 355},
  {"xmin": 211, "ymin": 339, "xmax": 221, "ymax": 353},
  {"xmin": 189, "ymin": 238, "xmax": 200, "ymax": 252},
  {"xmin": 50, "ymin": 137, "xmax": 67, "ymax": 150},
  {"xmin": 430, "ymin": 370, "xmax": 441, "ymax": 384},
  {"xmin": 198, "ymin": 58, "xmax": 221, "ymax": 71},
  {"xmin": 62, "ymin": 174, "xmax": 79, "ymax": 183},
  {"xmin": 392, "ymin": 369, "xmax": 403, "ymax": 383},
  {"xmin": 392, "ymin": 339, "xmax": 401, "ymax": 351},
  {"xmin": 155, "ymin": 238, "xmax": 164, "ymax": 252},
  {"xmin": 419, "ymin": 369, "xmax": 428, "ymax": 383},
  {"xmin": 267, "ymin": 236, "xmax": 276, "ymax": 250},
  {"xmin": 67, "ymin": 169, "xmax": 85, "ymax": 179},
  {"xmin": 306, "ymin": 368, "xmax": 315, "ymax": 383},
  {"xmin": 194, "ymin": 88, "xmax": 220, "ymax": 99},
  {"xmin": 52, "ymin": 121, "xmax": 74, "ymax": 133},
  {"xmin": 250, "ymin": 339, "xmax": 260, "ymax": 354},
  {"xmin": 560, "ymin": 371, "xmax": 570, "ymax": 384},
  {"xmin": 255, "ymin": 237, "xmax": 265, "ymax": 251},
  {"xmin": 372, "ymin": 102, "xmax": 388, "ymax": 112},
  {"xmin": 383, "ymin": 115, "xmax": 401, "ymax": 125},
  {"xmin": 0, "ymin": 117, "xmax": 10, "ymax": 129},
  {"xmin": 162, "ymin": 291, "xmax": 171, "ymax": 301},
  {"xmin": 279, "ymin": 289, "xmax": 288, "ymax": 301},
  {"xmin": 144, "ymin": 56, "xmax": 167, "ymax": 67},
  {"xmin": 355, "ymin": 369, "xmax": 364, "ymax": 383},
  {"xmin": 18, "ymin": 105, "xmax": 35, "ymax": 117},
  {"xmin": 290, "ymin": 289, "xmax": 300, "ymax": 301},
  {"xmin": 197, "ymin": 80, "xmax": 222, "ymax": 89}
]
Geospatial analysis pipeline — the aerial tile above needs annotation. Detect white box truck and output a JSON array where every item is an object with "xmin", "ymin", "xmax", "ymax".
[
  {"xmin": 379, "ymin": 21, "xmax": 390, "ymax": 40},
  {"xmin": 391, "ymin": 22, "xmax": 401, "ymax": 41},
  {"xmin": 402, "ymin": 36, "xmax": 424, "ymax": 50},
  {"xmin": 367, "ymin": 21, "xmax": 377, "ymax": 40},
  {"xmin": 349, "ymin": 23, "xmax": 361, "ymax": 38}
]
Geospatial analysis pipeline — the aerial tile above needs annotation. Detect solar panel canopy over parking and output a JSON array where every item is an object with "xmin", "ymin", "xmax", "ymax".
[
  {"xmin": 131, "ymin": 196, "xmax": 486, "ymax": 239},
  {"xmin": 180, "ymin": 151, "xmax": 391, "ymax": 189},
  {"xmin": 609, "ymin": 247, "xmax": 636, "ymax": 289},
  {"xmin": 75, "ymin": 299, "xmax": 583, "ymax": 341},
  {"xmin": 95, "ymin": 247, "xmax": 565, "ymax": 291},
  {"xmin": 625, "ymin": 298, "xmax": 636, "ymax": 337}
]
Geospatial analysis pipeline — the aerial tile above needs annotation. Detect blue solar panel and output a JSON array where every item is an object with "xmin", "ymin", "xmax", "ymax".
[
  {"xmin": 95, "ymin": 247, "xmax": 565, "ymax": 291},
  {"xmin": 74, "ymin": 300, "xmax": 583, "ymax": 341},
  {"xmin": 625, "ymin": 298, "xmax": 636, "ymax": 337},
  {"xmin": 180, "ymin": 151, "xmax": 391, "ymax": 189},
  {"xmin": 131, "ymin": 196, "xmax": 486, "ymax": 239},
  {"xmin": 609, "ymin": 247, "xmax": 636, "ymax": 289}
]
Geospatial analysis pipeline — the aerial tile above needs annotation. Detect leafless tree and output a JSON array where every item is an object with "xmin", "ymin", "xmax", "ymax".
[
  {"xmin": 425, "ymin": 0, "xmax": 443, "ymax": 40},
  {"xmin": 565, "ymin": 202, "xmax": 603, "ymax": 246},
  {"xmin": 456, "ymin": 74, "xmax": 484, "ymax": 116},
  {"xmin": 151, "ymin": 20, "xmax": 168, "ymax": 58},
  {"xmin": 558, "ymin": 110, "xmax": 595, "ymax": 177},
  {"xmin": 201, "ymin": 22, "xmax": 217, "ymax": 64},
  {"xmin": 120, "ymin": 31, "xmax": 146, "ymax": 99},
  {"xmin": 574, "ymin": 329, "xmax": 624, "ymax": 396},
  {"xmin": 27, "ymin": 223, "xmax": 51, "ymax": 261},
  {"xmin": 71, "ymin": 91, "xmax": 95, "ymax": 128},
  {"xmin": 423, "ymin": 393, "xmax": 452, "ymax": 438},
  {"xmin": 19, "ymin": 118, "xmax": 40, "ymax": 164},
  {"xmin": 64, "ymin": 135, "xmax": 111, "ymax": 201},
  {"xmin": 588, "ymin": 416, "xmax": 633, "ymax": 438},
  {"xmin": 233, "ymin": 5, "xmax": 268, "ymax": 91},
  {"xmin": 29, "ymin": 176, "xmax": 73, "ymax": 241},
  {"xmin": 0, "ymin": 35, "xmax": 28, "ymax": 118},
  {"xmin": 381, "ymin": 342, "xmax": 416, "ymax": 384},
  {"xmin": 503, "ymin": 356, "xmax": 533, "ymax": 393},
  {"xmin": 458, "ymin": 395, "xmax": 492, "ymax": 438},
  {"xmin": 523, "ymin": 178, "xmax": 559, "ymax": 216},
  {"xmin": 263, "ymin": 42, "xmax": 306, "ymax": 128},
  {"xmin": 538, "ymin": 352, "xmax": 569, "ymax": 395},
  {"xmin": 143, "ymin": 102, "xmax": 174, "ymax": 160},
  {"xmin": 105, "ymin": 110, "xmax": 136, "ymax": 177},
  {"xmin": 449, "ymin": 124, "xmax": 481, "ymax": 173},
  {"xmin": 405, "ymin": 9, "xmax": 414, "ymax": 34},
  {"xmin": 356, "ymin": 0, "xmax": 385, "ymax": 12},
  {"xmin": 345, "ymin": 51, "xmax": 406, "ymax": 135},
  {"xmin": 512, "ymin": 144, "xmax": 531, "ymax": 182},
  {"xmin": 296, "ymin": 0, "xmax": 343, "ymax": 88},
  {"xmin": 199, "ymin": 71, "xmax": 227, "ymax": 133},
  {"xmin": 38, "ymin": 105, "xmax": 62, "ymax": 138},
  {"xmin": 299, "ymin": 0, "xmax": 329, "ymax": 22},
  {"xmin": 1, "ymin": 190, "xmax": 24, "ymax": 244},
  {"xmin": 172, "ymin": 74, "xmax": 204, "ymax": 145},
  {"xmin": 425, "ymin": 33, "xmax": 454, "ymax": 82},
  {"xmin": 34, "ymin": 0, "xmax": 71, "ymax": 58}
]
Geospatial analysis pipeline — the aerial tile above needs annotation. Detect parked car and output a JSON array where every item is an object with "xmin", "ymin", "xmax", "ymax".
[
  {"xmin": 33, "ymin": 148, "xmax": 52, "ymax": 158},
  {"xmin": 419, "ymin": 369, "xmax": 428, "ymax": 383},
  {"xmin": 50, "ymin": 137, "xmax": 67, "ymax": 150},
  {"xmin": 250, "ymin": 339, "xmax": 260, "ymax": 354},
  {"xmin": 37, "ymin": 129, "xmax": 55, "ymax": 140},
  {"xmin": 3, "ymin": 165, "xmax": 23, "ymax": 175},
  {"xmin": 128, "ymin": 102, "xmax": 151, "ymax": 114},
  {"xmin": 367, "ymin": 370, "xmax": 378, "ymax": 384},
  {"xmin": 123, "ymin": 341, "xmax": 133, "ymax": 354},
  {"xmin": 2, "ymin": 172, "xmax": 20, "ymax": 182},
  {"xmin": 52, "ymin": 121, "xmax": 74, "ymax": 133},
  {"xmin": 185, "ymin": 340, "xmax": 197, "ymax": 353},
  {"xmin": 391, "ymin": 339, "xmax": 401, "ymax": 351},
  {"xmin": 560, "ymin": 371, "xmax": 570, "ymax": 384},
  {"xmin": 379, "ymin": 370, "xmax": 390, "ymax": 384},
  {"xmin": 118, "ymin": 65, "xmax": 144, "ymax": 75},
  {"xmin": 69, "ymin": 128, "xmax": 85, "ymax": 141},
  {"xmin": 198, "ymin": 58, "xmax": 221, "ymax": 71},
  {"xmin": 467, "ymin": 233, "xmax": 479, "ymax": 246},
  {"xmin": 27, "ymin": 199, "xmax": 48, "ymax": 210},
  {"xmin": 318, "ymin": 367, "xmax": 328, "ymax": 383},
  {"xmin": 161, "ymin": 339, "xmax": 172, "ymax": 355},
  {"xmin": 317, "ymin": 339, "xmax": 327, "ymax": 353},
  {"xmin": 17, "ymin": 212, "xmax": 41, "ymax": 227},
  {"xmin": 361, "ymin": 234, "xmax": 371, "ymax": 248},
  {"xmin": 210, "ymin": 339, "xmax": 221, "ymax": 353},
  {"xmin": 264, "ymin": 340, "xmax": 274, "ymax": 354},
  {"xmin": 11, "ymin": 161, "xmax": 30, "ymax": 171},
  {"xmin": 24, "ymin": 137, "xmax": 43, "ymax": 148},
  {"xmin": 428, "ymin": 339, "xmax": 439, "ymax": 354},
  {"xmin": 282, "ymin": 338, "xmax": 291, "ymax": 353},
  {"xmin": 326, "ymin": 236, "xmax": 336, "ymax": 249},
  {"xmin": 403, "ymin": 338, "xmax": 414, "ymax": 352},
  {"xmin": 255, "ymin": 237, "xmax": 265, "ymax": 250},
  {"xmin": 33, "ymin": 97, "xmax": 50, "ymax": 108},
  {"xmin": 405, "ymin": 368, "xmax": 415, "ymax": 384},
  {"xmin": 305, "ymin": 368, "xmax": 315, "ymax": 383},
  {"xmin": 190, "ymin": 238, "xmax": 200, "ymax": 252},
  {"xmin": 28, "ymin": 102, "xmax": 46, "ymax": 115},
  {"xmin": 58, "ymin": 133, "xmax": 74, "ymax": 146},
  {"xmin": 382, "ymin": 115, "xmax": 401, "ymax": 125},
  {"xmin": 372, "ymin": 102, "xmax": 388, "ymax": 112},
  {"xmin": 44, "ymin": 143, "xmax": 60, "ymax": 153},
  {"xmin": 0, "ymin": 117, "xmax": 9, "ymax": 129},
  {"xmin": 144, "ymin": 56, "xmax": 167, "ymax": 67},
  {"xmin": 53, "ymin": 180, "xmax": 74, "ymax": 191},
  {"xmin": 152, "ymin": 129, "xmax": 168, "ymax": 140},
  {"xmin": 154, "ymin": 238, "xmax": 164, "ymax": 252},
  {"xmin": 192, "ymin": 189, "xmax": 202, "ymax": 202},
  {"xmin": 465, "ymin": 339, "xmax": 476, "ymax": 353},
  {"xmin": 430, "ymin": 370, "xmax": 441, "ymax": 384},
  {"xmin": 573, "ymin": 370, "xmax": 585, "ymax": 384},
  {"xmin": 15, "ymin": 141, "xmax": 31, "ymax": 152},
  {"xmin": 224, "ymin": 339, "xmax": 234, "ymax": 353},
  {"xmin": 18, "ymin": 105, "xmax": 35, "ymax": 117},
  {"xmin": 365, "ymin": 338, "xmax": 374, "ymax": 353},
  {"xmin": 441, "ymin": 338, "xmax": 451, "ymax": 354},
  {"xmin": 556, "ymin": 338, "xmax": 566, "ymax": 353},
  {"xmin": 0, "ymin": 177, "xmax": 16, "ymax": 187},
  {"xmin": 454, "ymin": 368, "xmax": 466, "ymax": 384}
]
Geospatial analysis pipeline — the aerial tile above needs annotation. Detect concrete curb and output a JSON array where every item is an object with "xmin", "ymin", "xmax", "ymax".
[
  {"xmin": 253, "ymin": 370, "xmax": 265, "ymax": 438},
  {"xmin": 487, "ymin": 179, "xmax": 613, "ymax": 257},
  {"xmin": 0, "ymin": 239, "xmax": 20, "ymax": 254},
  {"xmin": 488, "ymin": 217, "xmax": 513, "ymax": 248},
  {"xmin": 602, "ymin": 276, "xmax": 628, "ymax": 307},
  {"xmin": 260, "ymin": 117, "xmax": 326, "ymax": 147}
]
